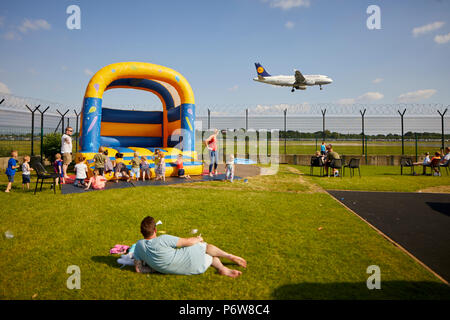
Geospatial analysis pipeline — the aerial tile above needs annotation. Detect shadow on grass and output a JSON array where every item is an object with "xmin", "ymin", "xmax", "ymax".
[
  {"xmin": 272, "ymin": 281, "xmax": 450, "ymax": 300},
  {"xmin": 91, "ymin": 255, "xmax": 135, "ymax": 273}
]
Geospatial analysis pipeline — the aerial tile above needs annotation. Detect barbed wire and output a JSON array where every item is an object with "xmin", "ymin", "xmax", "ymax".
[{"xmin": 0, "ymin": 93, "xmax": 448, "ymax": 117}]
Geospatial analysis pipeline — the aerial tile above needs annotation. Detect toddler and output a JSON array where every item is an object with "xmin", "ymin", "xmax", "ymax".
[
  {"xmin": 74, "ymin": 156, "xmax": 88, "ymax": 188},
  {"xmin": 225, "ymin": 154, "xmax": 235, "ymax": 182},
  {"xmin": 140, "ymin": 156, "xmax": 151, "ymax": 181},
  {"xmin": 5, "ymin": 150, "xmax": 19, "ymax": 193},
  {"xmin": 22, "ymin": 155, "xmax": 33, "ymax": 190},
  {"xmin": 130, "ymin": 152, "xmax": 140, "ymax": 180},
  {"xmin": 54, "ymin": 153, "xmax": 64, "ymax": 185}
]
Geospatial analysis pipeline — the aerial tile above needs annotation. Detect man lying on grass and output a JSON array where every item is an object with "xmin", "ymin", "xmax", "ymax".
[{"xmin": 134, "ymin": 216, "xmax": 247, "ymax": 278}]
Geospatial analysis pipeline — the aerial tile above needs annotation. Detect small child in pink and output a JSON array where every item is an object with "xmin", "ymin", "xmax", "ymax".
[{"xmin": 84, "ymin": 169, "xmax": 107, "ymax": 190}]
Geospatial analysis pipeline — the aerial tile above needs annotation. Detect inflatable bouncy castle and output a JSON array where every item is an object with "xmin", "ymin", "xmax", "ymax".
[{"xmin": 77, "ymin": 62, "xmax": 203, "ymax": 179}]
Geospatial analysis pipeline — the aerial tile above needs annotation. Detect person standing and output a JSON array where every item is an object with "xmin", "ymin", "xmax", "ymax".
[
  {"xmin": 204, "ymin": 129, "xmax": 219, "ymax": 177},
  {"xmin": 61, "ymin": 127, "xmax": 73, "ymax": 179}
]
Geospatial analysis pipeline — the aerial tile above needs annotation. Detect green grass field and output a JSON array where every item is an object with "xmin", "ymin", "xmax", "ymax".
[{"xmin": 0, "ymin": 165, "xmax": 449, "ymax": 300}]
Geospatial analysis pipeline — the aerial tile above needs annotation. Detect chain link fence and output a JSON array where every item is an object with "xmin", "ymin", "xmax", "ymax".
[{"xmin": 0, "ymin": 93, "xmax": 448, "ymax": 160}]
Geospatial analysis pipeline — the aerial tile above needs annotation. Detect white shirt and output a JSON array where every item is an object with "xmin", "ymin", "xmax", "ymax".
[
  {"xmin": 423, "ymin": 156, "xmax": 430, "ymax": 165},
  {"xmin": 61, "ymin": 134, "xmax": 72, "ymax": 153},
  {"xmin": 75, "ymin": 163, "xmax": 87, "ymax": 179}
]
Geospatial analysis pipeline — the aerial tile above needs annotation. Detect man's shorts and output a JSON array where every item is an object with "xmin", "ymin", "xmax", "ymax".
[
  {"xmin": 22, "ymin": 174, "xmax": 31, "ymax": 184},
  {"xmin": 178, "ymin": 168, "xmax": 185, "ymax": 177},
  {"xmin": 130, "ymin": 167, "xmax": 140, "ymax": 178},
  {"xmin": 6, "ymin": 175, "xmax": 14, "ymax": 183},
  {"xmin": 62, "ymin": 153, "xmax": 72, "ymax": 165},
  {"xmin": 199, "ymin": 242, "xmax": 213, "ymax": 271}
]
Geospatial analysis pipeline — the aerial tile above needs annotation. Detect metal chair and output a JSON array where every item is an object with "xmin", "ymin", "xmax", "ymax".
[
  {"xmin": 31, "ymin": 161, "xmax": 59, "ymax": 194},
  {"xmin": 400, "ymin": 157, "xmax": 414, "ymax": 175},
  {"xmin": 328, "ymin": 158, "xmax": 343, "ymax": 177},
  {"xmin": 310, "ymin": 156, "xmax": 324, "ymax": 176},
  {"xmin": 343, "ymin": 158, "xmax": 361, "ymax": 178},
  {"xmin": 439, "ymin": 160, "xmax": 449, "ymax": 175}
]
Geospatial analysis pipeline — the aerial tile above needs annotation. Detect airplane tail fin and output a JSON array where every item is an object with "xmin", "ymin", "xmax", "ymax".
[{"xmin": 255, "ymin": 63, "xmax": 271, "ymax": 77}]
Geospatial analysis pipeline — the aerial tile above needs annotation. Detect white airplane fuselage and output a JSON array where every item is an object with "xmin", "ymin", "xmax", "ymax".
[{"xmin": 253, "ymin": 74, "xmax": 333, "ymax": 89}]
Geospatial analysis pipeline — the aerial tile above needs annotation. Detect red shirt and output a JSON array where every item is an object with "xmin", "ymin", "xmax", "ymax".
[
  {"xmin": 208, "ymin": 136, "xmax": 217, "ymax": 151},
  {"xmin": 176, "ymin": 159, "xmax": 183, "ymax": 169}
]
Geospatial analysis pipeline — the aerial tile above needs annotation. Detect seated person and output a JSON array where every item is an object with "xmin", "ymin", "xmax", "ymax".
[
  {"xmin": 84, "ymin": 169, "xmax": 107, "ymax": 190},
  {"xmin": 430, "ymin": 152, "xmax": 442, "ymax": 176},
  {"xmin": 134, "ymin": 216, "xmax": 246, "ymax": 278},
  {"xmin": 324, "ymin": 144, "xmax": 340, "ymax": 176},
  {"xmin": 439, "ymin": 147, "xmax": 450, "ymax": 166},
  {"xmin": 176, "ymin": 154, "xmax": 190, "ymax": 179},
  {"xmin": 413, "ymin": 152, "xmax": 430, "ymax": 175}
]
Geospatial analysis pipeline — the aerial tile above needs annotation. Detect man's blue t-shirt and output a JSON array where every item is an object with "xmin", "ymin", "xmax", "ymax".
[
  {"xmin": 320, "ymin": 144, "xmax": 326, "ymax": 152},
  {"xmin": 5, "ymin": 158, "xmax": 17, "ymax": 176},
  {"xmin": 134, "ymin": 235, "xmax": 209, "ymax": 275}
]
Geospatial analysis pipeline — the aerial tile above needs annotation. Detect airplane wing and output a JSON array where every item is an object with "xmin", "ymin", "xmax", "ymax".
[{"xmin": 294, "ymin": 69, "xmax": 305, "ymax": 84}]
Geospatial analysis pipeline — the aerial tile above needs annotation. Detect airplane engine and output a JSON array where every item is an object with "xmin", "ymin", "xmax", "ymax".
[{"xmin": 295, "ymin": 85, "xmax": 307, "ymax": 90}]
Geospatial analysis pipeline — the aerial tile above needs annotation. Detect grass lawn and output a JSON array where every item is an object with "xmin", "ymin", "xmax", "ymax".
[
  {"xmin": 0, "ymin": 165, "xmax": 449, "ymax": 300},
  {"xmin": 297, "ymin": 165, "xmax": 450, "ymax": 192}
]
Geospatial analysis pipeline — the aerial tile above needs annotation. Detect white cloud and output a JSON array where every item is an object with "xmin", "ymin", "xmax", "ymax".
[
  {"xmin": 434, "ymin": 32, "xmax": 450, "ymax": 44},
  {"xmin": 2, "ymin": 31, "xmax": 21, "ymax": 40},
  {"xmin": 0, "ymin": 82, "xmax": 11, "ymax": 94},
  {"xmin": 228, "ymin": 85, "xmax": 239, "ymax": 92},
  {"xmin": 337, "ymin": 92, "xmax": 384, "ymax": 105},
  {"xmin": 412, "ymin": 21, "xmax": 445, "ymax": 37},
  {"xmin": 397, "ymin": 89, "xmax": 437, "ymax": 103},
  {"xmin": 84, "ymin": 69, "xmax": 94, "ymax": 76},
  {"xmin": 18, "ymin": 19, "xmax": 51, "ymax": 33},
  {"xmin": 372, "ymin": 78, "xmax": 383, "ymax": 84},
  {"xmin": 268, "ymin": 0, "xmax": 311, "ymax": 10},
  {"xmin": 285, "ymin": 21, "xmax": 295, "ymax": 29}
]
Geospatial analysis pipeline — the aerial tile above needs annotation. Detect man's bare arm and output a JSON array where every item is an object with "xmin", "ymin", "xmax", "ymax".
[{"xmin": 176, "ymin": 236, "xmax": 203, "ymax": 248}]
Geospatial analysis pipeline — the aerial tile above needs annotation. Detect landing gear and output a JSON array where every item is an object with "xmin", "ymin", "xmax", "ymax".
[
  {"xmin": 291, "ymin": 88, "xmax": 295, "ymax": 92},
  {"xmin": 319, "ymin": 85, "xmax": 323, "ymax": 90}
]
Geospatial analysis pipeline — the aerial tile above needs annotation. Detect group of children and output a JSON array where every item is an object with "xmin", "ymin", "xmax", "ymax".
[
  {"xmin": 4, "ymin": 150, "xmax": 33, "ymax": 193},
  {"xmin": 4, "ymin": 147, "xmax": 236, "ymax": 193},
  {"xmin": 70, "ymin": 147, "xmax": 192, "ymax": 191}
]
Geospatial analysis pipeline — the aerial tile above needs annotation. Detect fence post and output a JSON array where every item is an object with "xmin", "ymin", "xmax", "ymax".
[
  {"xmin": 398, "ymin": 108, "xmax": 406, "ymax": 155},
  {"xmin": 321, "ymin": 109, "xmax": 327, "ymax": 142},
  {"xmin": 283, "ymin": 109, "xmax": 287, "ymax": 154},
  {"xmin": 207, "ymin": 108, "xmax": 210, "ymax": 130},
  {"xmin": 437, "ymin": 108, "xmax": 448, "ymax": 152},
  {"xmin": 25, "ymin": 104, "xmax": 41, "ymax": 156},
  {"xmin": 74, "ymin": 109, "xmax": 81, "ymax": 153},
  {"xmin": 360, "ymin": 108, "xmax": 366, "ymax": 155},
  {"xmin": 37, "ymin": 106, "xmax": 50, "ymax": 162},
  {"xmin": 56, "ymin": 109, "xmax": 69, "ymax": 134},
  {"xmin": 365, "ymin": 135, "xmax": 368, "ymax": 164},
  {"xmin": 415, "ymin": 132, "xmax": 418, "ymax": 162}
]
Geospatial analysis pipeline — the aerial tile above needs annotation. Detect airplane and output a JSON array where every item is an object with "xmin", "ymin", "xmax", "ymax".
[{"xmin": 253, "ymin": 62, "xmax": 333, "ymax": 92}]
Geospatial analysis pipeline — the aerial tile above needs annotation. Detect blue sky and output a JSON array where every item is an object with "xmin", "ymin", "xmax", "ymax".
[{"xmin": 0, "ymin": 0, "xmax": 449, "ymax": 110}]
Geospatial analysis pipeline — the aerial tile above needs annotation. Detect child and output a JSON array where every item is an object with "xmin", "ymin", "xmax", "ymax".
[
  {"xmin": 113, "ymin": 152, "xmax": 130, "ymax": 183},
  {"xmin": 74, "ymin": 156, "xmax": 88, "ymax": 188},
  {"xmin": 130, "ymin": 152, "xmax": 140, "ymax": 180},
  {"xmin": 176, "ymin": 154, "xmax": 190, "ymax": 179},
  {"xmin": 84, "ymin": 169, "xmax": 107, "ymax": 190},
  {"xmin": 21, "ymin": 155, "xmax": 33, "ymax": 190},
  {"xmin": 155, "ymin": 151, "xmax": 166, "ymax": 181},
  {"xmin": 430, "ymin": 151, "xmax": 442, "ymax": 176},
  {"xmin": 5, "ymin": 150, "xmax": 19, "ymax": 193},
  {"xmin": 93, "ymin": 146, "xmax": 107, "ymax": 176},
  {"xmin": 54, "ymin": 153, "xmax": 64, "ymax": 185},
  {"xmin": 103, "ymin": 149, "xmax": 114, "ymax": 174},
  {"xmin": 140, "ymin": 156, "xmax": 151, "ymax": 181},
  {"xmin": 225, "ymin": 154, "xmax": 235, "ymax": 182}
]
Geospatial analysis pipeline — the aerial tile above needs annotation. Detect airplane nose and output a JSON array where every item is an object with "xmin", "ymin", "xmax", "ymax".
[{"xmin": 328, "ymin": 78, "xmax": 333, "ymax": 84}]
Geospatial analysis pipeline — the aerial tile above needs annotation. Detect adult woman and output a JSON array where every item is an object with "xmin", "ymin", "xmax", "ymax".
[{"xmin": 204, "ymin": 129, "xmax": 219, "ymax": 177}]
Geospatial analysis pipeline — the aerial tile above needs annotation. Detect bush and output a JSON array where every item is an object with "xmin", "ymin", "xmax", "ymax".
[{"xmin": 42, "ymin": 133, "xmax": 61, "ymax": 162}]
